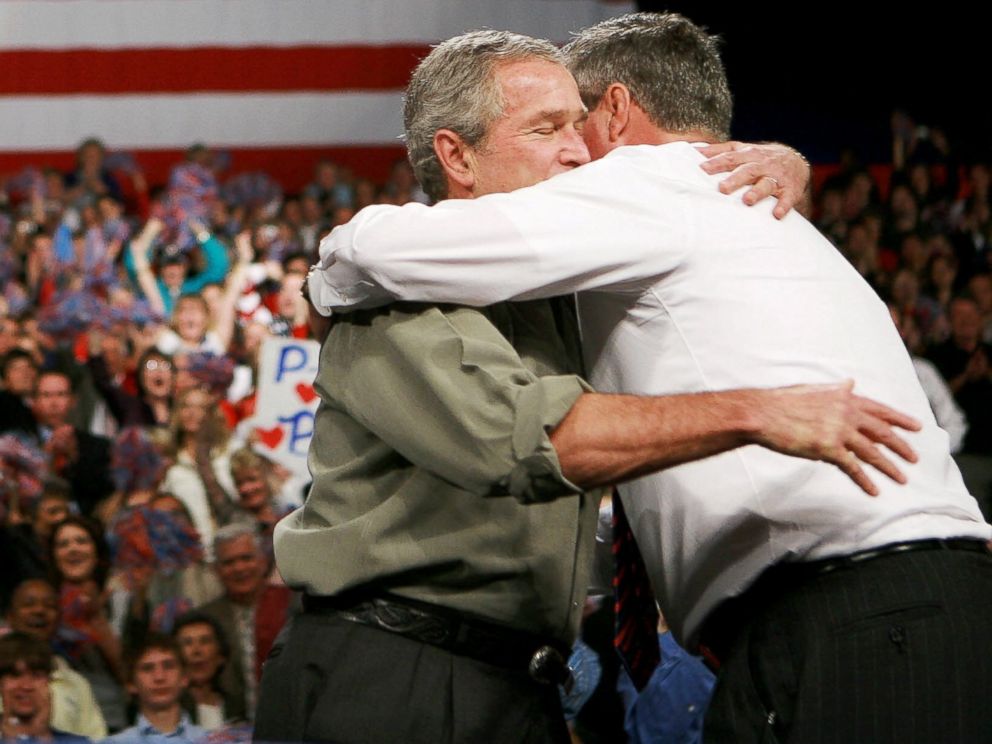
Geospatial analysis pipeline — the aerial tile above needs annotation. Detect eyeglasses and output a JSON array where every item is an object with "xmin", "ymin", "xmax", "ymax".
[{"xmin": 144, "ymin": 359, "xmax": 173, "ymax": 371}]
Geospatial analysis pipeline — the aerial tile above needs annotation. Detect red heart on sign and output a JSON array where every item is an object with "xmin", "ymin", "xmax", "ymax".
[
  {"xmin": 295, "ymin": 383, "xmax": 317, "ymax": 404},
  {"xmin": 255, "ymin": 425, "xmax": 284, "ymax": 449}
]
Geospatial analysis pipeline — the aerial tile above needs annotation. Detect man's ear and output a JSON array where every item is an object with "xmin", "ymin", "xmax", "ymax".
[
  {"xmin": 433, "ymin": 129, "xmax": 475, "ymax": 194},
  {"xmin": 603, "ymin": 83, "xmax": 634, "ymax": 142}
]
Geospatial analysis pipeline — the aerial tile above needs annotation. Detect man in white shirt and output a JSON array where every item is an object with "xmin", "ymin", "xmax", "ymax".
[{"xmin": 310, "ymin": 13, "xmax": 992, "ymax": 743}]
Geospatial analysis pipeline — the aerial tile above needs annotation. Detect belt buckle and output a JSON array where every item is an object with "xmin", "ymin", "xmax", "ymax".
[{"xmin": 528, "ymin": 645, "xmax": 570, "ymax": 687}]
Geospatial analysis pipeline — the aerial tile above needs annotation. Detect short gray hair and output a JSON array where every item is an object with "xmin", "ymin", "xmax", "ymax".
[
  {"xmin": 404, "ymin": 30, "xmax": 564, "ymax": 202},
  {"xmin": 212, "ymin": 520, "xmax": 261, "ymax": 557},
  {"xmin": 563, "ymin": 12, "xmax": 732, "ymax": 141}
]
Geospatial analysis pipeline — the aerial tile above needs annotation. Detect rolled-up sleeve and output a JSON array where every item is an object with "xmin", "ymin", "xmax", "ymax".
[{"xmin": 328, "ymin": 303, "xmax": 590, "ymax": 503}]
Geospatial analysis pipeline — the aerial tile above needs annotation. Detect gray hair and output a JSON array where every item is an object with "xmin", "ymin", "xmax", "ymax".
[
  {"xmin": 212, "ymin": 520, "xmax": 262, "ymax": 557},
  {"xmin": 563, "ymin": 12, "xmax": 732, "ymax": 141},
  {"xmin": 404, "ymin": 29, "xmax": 564, "ymax": 202}
]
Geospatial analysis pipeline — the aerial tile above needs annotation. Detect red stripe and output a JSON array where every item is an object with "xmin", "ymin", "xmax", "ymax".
[
  {"xmin": 0, "ymin": 45, "xmax": 431, "ymax": 95},
  {"xmin": 0, "ymin": 144, "xmax": 407, "ymax": 194}
]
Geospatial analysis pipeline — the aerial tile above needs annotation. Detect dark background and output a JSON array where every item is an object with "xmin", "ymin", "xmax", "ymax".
[{"xmin": 634, "ymin": 3, "xmax": 986, "ymax": 165}]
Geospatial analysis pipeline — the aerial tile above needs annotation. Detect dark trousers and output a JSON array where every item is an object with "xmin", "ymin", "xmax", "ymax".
[
  {"xmin": 702, "ymin": 545, "xmax": 992, "ymax": 744},
  {"xmin": 253, "ymin": 611, "xmax": 570, "ymax": 744}
]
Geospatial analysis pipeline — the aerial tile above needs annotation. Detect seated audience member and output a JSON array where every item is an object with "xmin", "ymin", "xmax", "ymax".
[
  {"xmin": 0, "ymin": 631, "xmax": 91, "ymax": 743},
  {"xmin": 197, "ymin": 525, "xmax": 293, "ymax": 723},
  {"xmin": 0, "ymin": 349, "xmax": 40, "ymax": 435},
  {"xmin": 1, "ymin": 479, "xmax": 71, "ymax": 613},
  {"xmin": 3, "ymin": 579, "xmax": 107, "ymax": 739},
  {"xmin": 227, "ymin": 448, "xmax": 299, "ymax": 558},
  {"xmin": 928, "ymin": 295, "xmax": 992, "ymax": 453},
  {"xmin": 30, "ymin": 370, "xmax": 114, "ymax": 518},
  {"xmin": 967, "ymin": 272, "xmax": 992, "ymax": 343},
  {"xmin": 104, "ymin": 635, "xmax": 205, "ymax": 744},
  {"xmin": 889, "ymin": 305, "xmax": 968, "ymax": 454},
  {"xmin": 48, "ymin": 517, "xmax": 128, "ymax": 731},
  {"xmin": 160, "ymin": 388, "xmax": 238, "ymax": 557},
  {"xmin": 111, "ymin": 495, "xmax": 222, "ymax": 651},
  {"xmin": 172, "ymin": 613, "xmax": 242, "ymax": 728}
]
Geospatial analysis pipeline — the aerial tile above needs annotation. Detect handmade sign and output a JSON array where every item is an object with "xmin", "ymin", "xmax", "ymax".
[{"xmin": 250, "ymin": 337, "xmax": 321, "ymax": 477}]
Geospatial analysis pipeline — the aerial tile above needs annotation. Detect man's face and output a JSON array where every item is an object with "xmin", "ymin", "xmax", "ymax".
[
  {"xmin": 950, "ymin": 300, "xmax": 982, "ymax": 347},
  {"xmin": 465, "ymin": 58, "xmax": 589, "ymax": 198},
  {"xmin": 31, "ymin": 374, "xmax": 74, "ymax": 428},
  {"xmin": 215, "ymin": 534, "xmax": 266, "ymax": 603},
  {"xmin": 4, "ymin": 356, "xmax": 37, "ymax": 397},
  {"xmin": 0, "ymin": 661, "xmax": 48, "ymax": 720},
  {"xmin": 175, "ymin": 622, "xmax": 225, "ymax": 687},
  {"xmin": 7, "ymin": 581, "xmax": 59, "ymax": 641},
  {"xmin": 129, "ymin": 648, "xmax": 186, "ymax": 712},
  {"xmin": 33, "ymin": 496, "xmax": 69, "ymax": 539}
]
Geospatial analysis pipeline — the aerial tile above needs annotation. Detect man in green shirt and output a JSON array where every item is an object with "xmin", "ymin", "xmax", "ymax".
[{"xmin": 255, "ymin": 31, "xmax": 919, "ymax": 744}]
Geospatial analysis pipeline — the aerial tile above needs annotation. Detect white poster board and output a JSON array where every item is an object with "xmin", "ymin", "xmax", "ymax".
[{"xmin": 249, "ymin": 337, "xmax": 321, "ymax": 477}]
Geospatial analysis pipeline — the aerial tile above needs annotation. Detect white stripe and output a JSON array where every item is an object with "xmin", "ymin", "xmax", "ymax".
[
  {"xmin": 0, "ymin": 0, "xmax": 635, "ymax": 49},
  {"xmin": 0, "ymin": 92, "xmax": 405, "ymax": 150}
]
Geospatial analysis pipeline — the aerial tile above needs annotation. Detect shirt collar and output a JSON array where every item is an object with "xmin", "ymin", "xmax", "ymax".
[{"xmin": 136, "ymin": 711, "xmax": 193, "ymax": 737}]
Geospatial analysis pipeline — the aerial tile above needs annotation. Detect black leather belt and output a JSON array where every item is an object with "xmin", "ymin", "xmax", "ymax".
[
  {"xmin": 698, "ymin": 537, "xmax": 990, "ymax": 670},
  {"xmin": 302, "ymin": 591, "xmax": 572, "ymax": 687},
  {"xmin": 774, "ymin": 537, "xmax": 989, "ymax": 579}
]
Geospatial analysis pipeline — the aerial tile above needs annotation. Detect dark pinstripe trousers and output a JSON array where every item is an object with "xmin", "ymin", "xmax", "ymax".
[
  {"xmin": 702, "ymin": 545, "xmax": 992, "ymax": 744},
  {"xmin": 254, "ymin": 611, "xmax": 571, "ymax": 744}
]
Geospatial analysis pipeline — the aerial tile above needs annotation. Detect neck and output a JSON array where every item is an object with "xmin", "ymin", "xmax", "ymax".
[
  {"xmin": 186, "ymin": 681, "xmax": 222, "ymax": 706},
  {"xmin": 141, "ymin": 705, "xmax": 182, "ymax": 734},
  {"xmin": 625, "ymin": 124, "xmax": 718, "ymax": 148}
]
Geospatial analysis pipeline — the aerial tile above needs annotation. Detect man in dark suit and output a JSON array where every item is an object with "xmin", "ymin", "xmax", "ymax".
[
  {"xmin": 28, "ymin": 369, "xmax": 114, "ymax": 517},
  {"xmin": 197, "ymin": 523, "xmax": 293, "ymax": 724},
  {"xmin": 0, "ymin": 349, "xmax": 40, "ymax": 435}
]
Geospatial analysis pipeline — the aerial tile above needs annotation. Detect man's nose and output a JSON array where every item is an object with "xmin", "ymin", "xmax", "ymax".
[{"xmin": 560, "ymin": 128, "xmax": 591, "ymax": 166}]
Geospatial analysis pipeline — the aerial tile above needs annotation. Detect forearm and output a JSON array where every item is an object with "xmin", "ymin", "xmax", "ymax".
[
  {"xmin": 552, "ymin": 382, "xmax": 921, "ymax": 496},
  {"xmin": 550, "ymin": 390, "xmax": 760, "ymax": 489}
]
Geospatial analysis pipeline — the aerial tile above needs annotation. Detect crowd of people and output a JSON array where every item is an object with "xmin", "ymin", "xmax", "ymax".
[{"xmin": 0, "ymin": 106, "xmax": 989, "ymax": 742}]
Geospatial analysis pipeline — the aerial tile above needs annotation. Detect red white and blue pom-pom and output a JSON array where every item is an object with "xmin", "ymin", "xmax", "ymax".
[{"xmin": 110, "ymin": 427, "xmax": 166, "ymax": 493}]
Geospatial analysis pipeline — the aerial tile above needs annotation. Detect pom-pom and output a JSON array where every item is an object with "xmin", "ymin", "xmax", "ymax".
[
  {"xmin": 108, "ymin": 297, "xmax": 165, "ymax": 329},
  {"xmin": 0, "ymin": 435, "xmax": 46, "ymax": 521},
  {"xmin": 154, "ymin": 163, "xmax": 219, "ymax": 251},
  {"xmin": 5, "ymin": 167, "xmax": 46, "ymax": 201},
  {"xmin": 108, "ymin": 506, "xmax": 203, "ymax": 590},
  {"xmin": 3, "ymin": 281, "xmax": 31, "ymax": 316},
  {"xmin": 37, "ymin": 290, "xmax": 112, "ymax": 342},
  {"xmin": 223, "ymin": 172, "xmax": 282, "ymax": 212},
  {"xmin": 110, "ymin": 427, "xmax": 166, "ymax": 493},
  {"xmin": 184, "ymin": 352, "xmax": 235, "ymax": 396}
]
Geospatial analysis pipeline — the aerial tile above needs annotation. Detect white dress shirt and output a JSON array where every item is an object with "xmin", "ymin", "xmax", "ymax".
[{"xmin": 312, "ymin": 141, "xmax": 992, "ymax": 645}]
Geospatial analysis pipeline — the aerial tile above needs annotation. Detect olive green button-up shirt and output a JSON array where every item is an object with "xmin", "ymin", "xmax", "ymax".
[{"xmin": 274, "ymin": 299, "xmax": 600, "ymax": 644}]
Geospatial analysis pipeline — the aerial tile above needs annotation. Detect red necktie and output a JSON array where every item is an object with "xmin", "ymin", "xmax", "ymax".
[{"xmin": 612, "ymin": 491, "xmax": 660, "ymax": 691}]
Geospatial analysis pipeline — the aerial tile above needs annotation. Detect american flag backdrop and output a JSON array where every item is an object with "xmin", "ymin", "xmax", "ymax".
[{"xmin": 0, "ymin": 0, "xmax": 633, "ymax": 189}]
